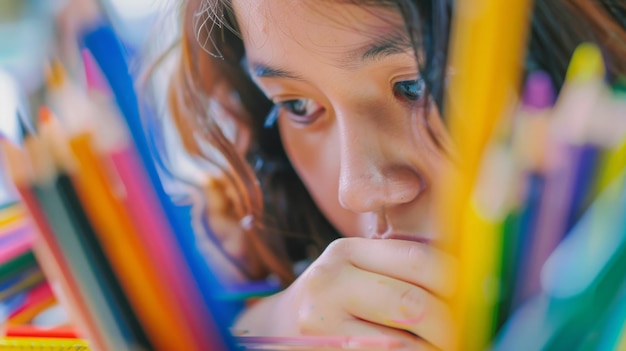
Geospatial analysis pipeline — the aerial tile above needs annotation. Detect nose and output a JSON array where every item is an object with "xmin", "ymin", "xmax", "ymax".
[{"xmin": 336, "ymin": 115, "xmax": 425, "ymax": 213}]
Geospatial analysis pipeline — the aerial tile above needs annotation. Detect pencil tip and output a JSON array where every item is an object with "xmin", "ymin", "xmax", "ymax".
[
  {"xmin": 39, "ymin": 106, "xmax": 53, "ymax": 124},
  {"xmin": 17, "ymin": 114, "xmax": 33, "ymax": 139},
  {"xmin": 45, "ymin": 60, "xmax": 66, "ymax": 89},
  {"xmin": 523, "ymin": 71, "xmax": 555, "ymax": 109},
  {"xmin": 565, "ymin": 43, "xmax": 605, "ymax": 84}
]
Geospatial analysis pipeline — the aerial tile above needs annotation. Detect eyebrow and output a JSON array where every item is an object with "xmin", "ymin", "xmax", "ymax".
[
  {"xmin": 252, "ymin": 65, "xmax": 301, "ymax": 79},
  {"xmin": 358, "ymin": 33, "xmax": 413, "ymax": 62},
  {"xmin": 250, "ymin": 32, "xmax": 414, "ymax": 79}
]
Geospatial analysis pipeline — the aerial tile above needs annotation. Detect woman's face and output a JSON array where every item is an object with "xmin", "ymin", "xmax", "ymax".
[{"xmin": 234, "ymin": 0, "xmax": 452, "ymax": 243}]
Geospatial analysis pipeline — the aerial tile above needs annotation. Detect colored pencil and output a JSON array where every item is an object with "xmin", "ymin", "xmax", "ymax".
[
  {"xmin": 1, "ymin": 136, "xmax": 107, "ymax": 351},
  {"xmin": 0, "ymin": 231, "xmax": 34, "ymax": 265},
  {"xmin": 42, "ymin": 47, "xmax": 231, "ymax": 348},
  {"xmin": 236, "ymin": 335, "xmax": 404, "ymax": 350},
  {"xmin": 0, "ymin": 251, "xmax": 38, "ymax": 285},
  {"xmin": 0, "ymin": 225, "xmax": 33, "ymax": 246},
  {"xmin": 504, "ymin": 71, "xmax": 554, "ymax": 313},
  {"xmin": 83, "ymin": 24, "xmax": 235, "ymax": 350},
  {"xmin": 442, "ymin": 0, "xmax": 532, "ymax": 348},
  {"xmin": 25, "ymin": 133, "xmax": 134, "ymax": 351},
  {"xmin": 8, "ymin": 282, "xmax": 56, "ymax": 325},
  {"xmin": 1, "ymin": 291, "xmax": 27, "ymax": 320},
  {"xmin": 43, "ymin": 77, "xmax": 202, "ymax": 349},
  {"xmin": 0, "ymin": 205, "xmax": 27, "ymax": 229},
  {"xmin": 0, "ymin": 268, "xmax": 44, "ymax": 298},
  {"xmin": 4, "ymin": 325, "xmax": 80, "ymax": 339},
  {"xmin": 519, "ymin": 43, "xmax": 606, "ymax": 300},
  {"xmin": 594, "ymin": 82, "xmax": 626, "ymax": 193},
  {"xmin": 0, "ymin": 337, "xmax": 91, "ymax": 350},
  {"xmin": 494, "ymin": 166, "xmax": 626, "ymax": 350}
]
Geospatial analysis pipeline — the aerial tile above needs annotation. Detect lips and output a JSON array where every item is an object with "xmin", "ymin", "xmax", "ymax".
[{"xmin": 379, "ymin": 233, "xmax": 431, "ymax": 245}]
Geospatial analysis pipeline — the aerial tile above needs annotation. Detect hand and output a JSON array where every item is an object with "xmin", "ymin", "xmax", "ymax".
[{"xmin": 238, "ymin": 237, "xmax": 458, "ymax": 350}]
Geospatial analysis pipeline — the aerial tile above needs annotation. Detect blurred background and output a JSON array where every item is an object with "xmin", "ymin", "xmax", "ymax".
[{"xmin": 0, "ymin": 0, "xmax": 193, "ymax": 192}]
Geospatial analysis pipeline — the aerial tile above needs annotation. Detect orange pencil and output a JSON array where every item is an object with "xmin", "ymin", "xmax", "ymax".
[{"xmin": 40, "ymin": 97, "xmax": 200, "ymax": 350}]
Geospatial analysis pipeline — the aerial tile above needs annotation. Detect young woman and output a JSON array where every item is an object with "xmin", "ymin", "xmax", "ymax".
[{"xmin": 163, "ymin": 0, "xmax": 626, "ymax": 349}]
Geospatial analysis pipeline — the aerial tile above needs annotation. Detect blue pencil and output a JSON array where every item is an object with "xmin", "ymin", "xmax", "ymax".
[{"xmin": 81, "ymin": 21, "xmax": 236, "ymax": 350}]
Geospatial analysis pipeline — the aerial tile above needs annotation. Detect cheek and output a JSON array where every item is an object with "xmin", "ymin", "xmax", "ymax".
[
  {"xmin": 279, "ymin": 121, "xmax": 339, "ymax": 208},
  {"xmin": 278, "ymin": 122, "xmax": 360, "ymax": 236}
]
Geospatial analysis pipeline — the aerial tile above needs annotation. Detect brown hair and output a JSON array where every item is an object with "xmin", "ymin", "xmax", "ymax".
[
  {"xmin": 527, "ymin": 0, "xmax": 626, "ymax": 88},
  {"xmin": 166, "ymin": 0, "xmax": 341, "ymax": 286},
  {"xmin": 162, "ymin": 0, "xmax": 626, "ymax": 285}
]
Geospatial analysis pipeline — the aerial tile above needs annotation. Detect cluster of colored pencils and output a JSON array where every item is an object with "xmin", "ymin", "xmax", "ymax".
[
  {"xmin": 0, "ymin": 19, "xmax": 235, "ymax": 350},
  {"xmin": 2, "ymin": 1, "xmax": 626, "ymax": 350},
  {"xmin": 490, "ymin": 46, "xmax": 626, "ymax": 351},
  {"xmin": 0, "ymin": 201, "xmax": 56, "ymax": 328},
  {"xmin": 443, "ymin": 0, "xmax": 626, "ymax": 348}
]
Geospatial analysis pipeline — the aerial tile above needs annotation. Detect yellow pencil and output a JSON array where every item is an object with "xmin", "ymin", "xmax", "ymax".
[
  {"xmin": 0, "ymin": 271, "xmax": 45, "ymax": 301},
  {"xmin": 441, "ymin": 0, "xmax": 532, "ymax": 349},
  {"xmin": 0, "ymin": 206, "xmax": 26, "ymax": 228},
  {"xmin": 0, "ymin": 337, "xmax": 91, "ymax": 350},
  {"xmin": 594, "ymin": 87, "xmax": 626, "ymax": 192},
  {"xmin": 617, "ymin": 323, "xmax": 626, "ymax": 351}
]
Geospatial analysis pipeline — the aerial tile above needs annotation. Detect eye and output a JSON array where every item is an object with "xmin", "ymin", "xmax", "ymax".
[
  {"xmin": 281, "ymin": 98, "xmax": 320, "ymax": 116},
  {"xmin": 394, "ymin": 78, "xmax": 427, "ymax": 105},
  {"xmin": 269, "ymin": 98, "xmax": 324, "ymax": 126}
]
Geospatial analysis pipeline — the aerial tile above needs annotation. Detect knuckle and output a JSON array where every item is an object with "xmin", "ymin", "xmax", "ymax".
[
  {"xmin": 301, "ymin": 261, "xmax": 337, "ymax": 291},
  {"xmin": 323, "ymin": 238, "xmax": 353, "ymax": 258},
  {"xmin": 398, "ymin": 287, "xmax": 425, "ymax": 318},
  {"xmin": 296, "ymin": 303, "xmax": 339, "ymax": 335},
  {"xmin": 402, "ymin": 243, "xmax": 427, "ymax": 272},
  {"xmin": 304, "ymin": 263, "xmax": 332, "ymax": 282},
  {"xmin": 404, "ymin": 242, "xmax": 426, "ymax": 261},
  {"xmin": 300, "ymin": 239, "xmax": 357, "ymax": 291},
  {"xmin": 296, "ymin": 305, "xmax": 321, "ymax": 333}
]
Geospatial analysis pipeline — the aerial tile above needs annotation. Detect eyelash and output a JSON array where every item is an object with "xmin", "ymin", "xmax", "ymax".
[
  {"xmin": 264, "ymin": 99, "xmax": 324, "ymax": 127},
  {"xmin": 393, "ymin": 77, "xmax": 427, "ymax": 106},
  {"xmin": 263, "ymin": 77, "xmax": 427, "ymax": 127}
]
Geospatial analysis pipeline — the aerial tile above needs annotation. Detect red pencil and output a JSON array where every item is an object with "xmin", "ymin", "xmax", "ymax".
[
  {"xmin": 8, "ymin": 282, "xmax": 56, "ymax": 324},
  {"xmin": 5, "ymin": 324, "xmax": 79, "ymax": 339}
]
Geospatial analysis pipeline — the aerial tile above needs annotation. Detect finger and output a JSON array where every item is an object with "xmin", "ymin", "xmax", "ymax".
[
  {"xmin": 341, "ymin": 269, "xmax": 456, "ymax": 351},
  {"xmin": 325, "ymin": 238, "xmax": 457, "ymax": 297},
  {"xmin": 334, "ymin": 319, "xmax": 440, "ymax": 351}
]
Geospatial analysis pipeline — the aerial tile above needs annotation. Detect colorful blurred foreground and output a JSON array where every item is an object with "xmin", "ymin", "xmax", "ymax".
[
  {"xmin": 0, "ymin": 200, "xmax": 83, "ymax": 350},
  {"xmin": 0, "ymin": 202, "xmax": 61, "ymax": 329},
  {"xmin": 1, "ymin": 1, "xmax": 626, "ymax": 351}
]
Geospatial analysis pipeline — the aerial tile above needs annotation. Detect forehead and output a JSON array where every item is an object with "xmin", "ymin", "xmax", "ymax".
[{"xmin": 232, "ymin": 0, "xmax": 407, "ymax": 65}]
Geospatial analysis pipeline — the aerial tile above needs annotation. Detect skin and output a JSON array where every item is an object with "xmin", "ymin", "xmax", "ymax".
[{"xmin": 232, "ymin": 1, "xmax": 458, "ymax": 349}]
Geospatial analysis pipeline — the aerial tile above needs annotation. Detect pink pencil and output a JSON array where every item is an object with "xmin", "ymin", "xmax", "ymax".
[
  {"xmin": 82, "ymin": 50, "xmax": 224, "ymax": 349},
  {"xmin": 0, "ymin": 230, "xmax": 34, "ymax": 263},
  {"xmin": 108, "ymin": 146, "xmax": 221, "ymax": 349},
  {"xmin": 236, "ymin": 336, "xmax": 405, "ymax": 350},
  {"xmin": 8, "ymin": 281, "xmax": 55, "ymax": 320}
]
